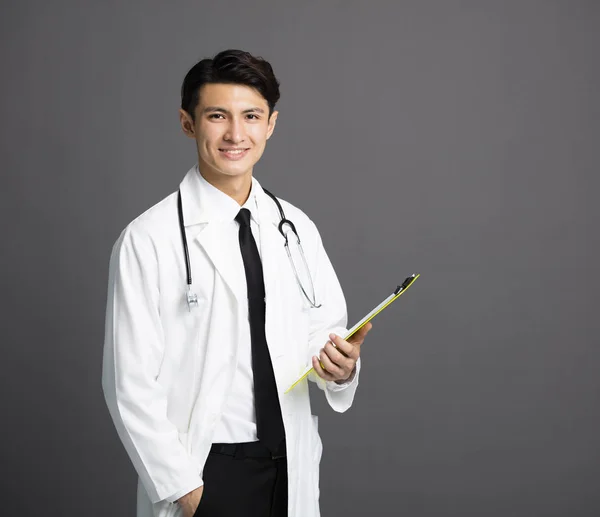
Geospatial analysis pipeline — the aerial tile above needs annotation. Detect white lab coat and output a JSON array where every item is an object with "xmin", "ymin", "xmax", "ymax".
[{"xmin": 102, "ymin": 166, "xmax": 360, "ymax": 517}]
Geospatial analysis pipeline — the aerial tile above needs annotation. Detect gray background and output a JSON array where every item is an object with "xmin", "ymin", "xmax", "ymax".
[{"xmin": 1, "ymin": 1, "xmax": 599, "ymax": 516}]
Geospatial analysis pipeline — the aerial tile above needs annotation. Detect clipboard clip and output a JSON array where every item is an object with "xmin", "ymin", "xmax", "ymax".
[{"xmin": 395, "ymin": 273, "xmax": 418, "ymax": 295}]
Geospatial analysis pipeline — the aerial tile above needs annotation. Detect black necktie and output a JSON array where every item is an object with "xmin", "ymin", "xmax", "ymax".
[{"xmin": 235, "ymin": 208, "xmax": 285, "ymax": 454}]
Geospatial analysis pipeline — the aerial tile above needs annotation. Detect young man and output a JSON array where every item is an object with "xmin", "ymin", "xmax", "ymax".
[{"xmin": 102, "ymin": 49, "xmax": 371, "ymax": 517}]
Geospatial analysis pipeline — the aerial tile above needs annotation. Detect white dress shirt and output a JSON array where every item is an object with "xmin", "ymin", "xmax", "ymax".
[{"xmin": 195, "ymin": 171, "xmax": 262, "ymax": 444}]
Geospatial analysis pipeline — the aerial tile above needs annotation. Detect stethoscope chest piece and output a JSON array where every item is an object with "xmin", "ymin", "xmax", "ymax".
[{"xmin": 186, "ymin": 287, "xmax": 199, "ymax": 311}]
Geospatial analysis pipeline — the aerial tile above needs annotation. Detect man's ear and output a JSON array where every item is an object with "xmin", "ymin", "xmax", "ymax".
[
  {"xmin": 266, "ymin": 110, "xmax": 278, "ymax": 140},
  {"xmin": 179, "ymin": 109, "xmax": 196, "ymax": 138}
]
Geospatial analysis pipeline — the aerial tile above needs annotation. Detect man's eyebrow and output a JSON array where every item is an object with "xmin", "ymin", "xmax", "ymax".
[
  {"xmin": 242, "ymin": 107, "xmax": 265, "ymax": 114},
  {"xmin": 202, "ymin": 106, "xmax": 265, "ymax": 114},
  {"xmin": 203, "ymin": 106, "xmax": 229, "ymax": 114}
]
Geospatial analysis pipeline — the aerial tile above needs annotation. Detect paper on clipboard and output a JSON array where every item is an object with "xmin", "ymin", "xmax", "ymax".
[{"xmin": 284, "ymin": 273, "xmax": 420, "ymax": 393}]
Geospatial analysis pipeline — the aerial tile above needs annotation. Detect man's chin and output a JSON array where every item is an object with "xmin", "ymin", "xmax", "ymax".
[
  {"xmin": 215, "ymin": 163, "xmax": 255, "ymax": 178},
  {"xmin": 200, "ymin": 162, "xmax": 253, "ymax": 179}
]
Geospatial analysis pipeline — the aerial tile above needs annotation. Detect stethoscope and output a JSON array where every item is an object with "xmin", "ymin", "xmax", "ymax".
[{"xmin": 177, "ymin": 188, "xmax": 322, "ymax": 311}]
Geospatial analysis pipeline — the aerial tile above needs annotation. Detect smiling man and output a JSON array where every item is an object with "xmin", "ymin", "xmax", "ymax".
[{"xmin": 102, "ymin": 49, "xmax": 371, "ymax": 517}]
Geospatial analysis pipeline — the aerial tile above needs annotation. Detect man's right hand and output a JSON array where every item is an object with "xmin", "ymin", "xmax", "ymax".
[{"xmin": 177, "ymin": 486, "xmax": 204, "ymax": 517}]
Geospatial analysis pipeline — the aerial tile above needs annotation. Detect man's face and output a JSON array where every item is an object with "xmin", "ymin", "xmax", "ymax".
[{"xmin": 180, "ymin": 83, "xmax": 278, "ymax": 181}]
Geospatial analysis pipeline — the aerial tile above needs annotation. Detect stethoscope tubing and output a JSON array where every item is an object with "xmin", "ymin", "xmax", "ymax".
[
  {"xmin": 177, "ymin": 187, "xmax": 320, "ymax": 308},
  {"xmin": 177, "ymin": 190, "xmax": 193, "ymax": 287}
]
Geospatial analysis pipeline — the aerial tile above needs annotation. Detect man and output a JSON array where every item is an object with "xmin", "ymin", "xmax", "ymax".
[{"xmin": 102, "ymin": 49, "xmax": 371, "ymax": 517}]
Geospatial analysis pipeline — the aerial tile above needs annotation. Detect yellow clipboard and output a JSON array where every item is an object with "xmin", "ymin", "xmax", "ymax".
[{"xmin": 284, "ymin": 273, "xmax": 420, "ymax": 393}]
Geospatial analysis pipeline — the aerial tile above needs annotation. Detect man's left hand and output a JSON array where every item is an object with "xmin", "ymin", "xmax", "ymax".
[{"xmin": 312, "ymin": 323, "xmax": 372, "ymax": 384}]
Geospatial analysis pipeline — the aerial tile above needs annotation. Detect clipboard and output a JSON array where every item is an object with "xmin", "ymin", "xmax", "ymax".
[{"xmin": 284, "ymin": 273, "xmax": 420, "ymax": 393}]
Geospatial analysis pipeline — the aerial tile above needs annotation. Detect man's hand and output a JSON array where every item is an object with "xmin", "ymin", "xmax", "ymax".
[
  {"xmin": 177, "ymin": 486, "xmax": 204, "ymax": 517},
  {"xmin": 312, "ymin": 322, "xmax": 372, "ymax": 383}
]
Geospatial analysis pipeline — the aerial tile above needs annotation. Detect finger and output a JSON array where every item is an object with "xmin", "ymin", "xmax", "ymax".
[
  {"xmin": 312, "ymin": 355, "xmax": 335, "ymax": 381},
  {"xmin": 319, "ymin": 347, "xmax": 345, "ymax": 378},
  {"xmin": 324, "ymin": 340, "xmax": 356, "ymax": 367},
  {"xmin": 329, "ymin": 333, "xmax": 357, "ymax": 359}
]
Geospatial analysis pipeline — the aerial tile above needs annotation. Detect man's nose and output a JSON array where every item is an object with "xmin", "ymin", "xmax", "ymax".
[{"xmin": 224, "ymin": 117, "xmax": 245, "ymax": 143}]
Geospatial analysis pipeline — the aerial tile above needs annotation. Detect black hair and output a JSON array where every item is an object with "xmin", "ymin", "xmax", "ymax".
[{"xmin": 181, "ymin": 49, "xmax": 280, "ymax": 120}]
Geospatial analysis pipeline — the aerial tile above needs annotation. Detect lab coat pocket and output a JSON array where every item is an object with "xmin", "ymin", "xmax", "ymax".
[{"xmin": 178, "ymin": 430, "xmax": 192, "ymax": 454}]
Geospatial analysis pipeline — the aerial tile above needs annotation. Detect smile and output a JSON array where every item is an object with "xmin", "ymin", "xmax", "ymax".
[{"xmin": 219, "ymin": 148, "xmax": 250, "ymax": 160}]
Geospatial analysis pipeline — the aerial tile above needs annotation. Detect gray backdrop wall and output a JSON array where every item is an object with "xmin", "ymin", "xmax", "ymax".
[{"xmin": 1, "ymin": 1, "xmax": 599, "ymax": 516}]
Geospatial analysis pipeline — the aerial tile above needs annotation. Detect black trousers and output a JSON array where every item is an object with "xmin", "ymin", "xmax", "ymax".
[{"xmin": 193, "ymin": 444, "xmax": 288, "ymax": 517}]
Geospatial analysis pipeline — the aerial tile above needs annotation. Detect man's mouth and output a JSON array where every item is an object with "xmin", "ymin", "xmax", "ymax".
[{"xmin": 219, "ymin": 148, "xmax": 250, "ymax": 160}]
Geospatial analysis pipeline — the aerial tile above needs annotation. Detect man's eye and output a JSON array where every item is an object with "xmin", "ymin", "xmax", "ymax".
[
  {"xmin": 209, "ymin": 114, "xmax": 225, "ymax": 120},
  {"xmin": 246, "ymin": 114, "xmax": 259, "ymax": 120}
]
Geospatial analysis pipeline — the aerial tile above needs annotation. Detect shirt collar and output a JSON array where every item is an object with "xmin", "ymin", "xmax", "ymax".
[{"xmin": 179, "ymin": 164, "xmax": 262, "ymax": 226}]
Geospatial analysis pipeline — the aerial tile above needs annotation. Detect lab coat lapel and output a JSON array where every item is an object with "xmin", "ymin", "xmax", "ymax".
[
  {"xmin": 192, "ymin": 222, "xmax": 246, "ymax": 304},
  {"xmin": 256, "ymin": 185, "xmax": 284, "ymax": 303},
  {"xmin": 260, "ymin": 221, "xmax": 284, "ymax": 300},
  {"xmin": 256, "ymin": 184, "xmax": 289, "ymax": 360},
  {"xmin": 178, "ymin": 166, "xmax": 246, "ymax": 304}
]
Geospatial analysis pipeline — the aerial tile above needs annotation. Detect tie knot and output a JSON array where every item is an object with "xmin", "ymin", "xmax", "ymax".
[{"xmin": 235, "ymin": 208, "xmax": 252, "ymax": 228}]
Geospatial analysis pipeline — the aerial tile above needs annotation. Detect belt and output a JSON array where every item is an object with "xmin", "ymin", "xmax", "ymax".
[{"xmin": 210, "ymin": 440, "xmax": 286, "ymax": 460}]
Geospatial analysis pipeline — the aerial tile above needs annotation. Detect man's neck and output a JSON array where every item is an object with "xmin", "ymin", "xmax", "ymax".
[{"xmin": 198, "ymin": 166, "xmax": 253, "ymax": 206}]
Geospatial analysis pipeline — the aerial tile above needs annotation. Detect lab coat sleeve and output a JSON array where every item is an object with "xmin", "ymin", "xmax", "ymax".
[
  {"xmin": 102, "ymin": 225, "xmax": 203, "ymax": 504},
  {"xmin": 305, "ymin": 221, "xmax": 361, "ymax": 412}
]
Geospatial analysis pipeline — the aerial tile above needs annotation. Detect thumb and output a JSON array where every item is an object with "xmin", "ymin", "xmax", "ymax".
[{"xmin": 349, "ymin": 322, "xmax": 373, "ymax": 344}]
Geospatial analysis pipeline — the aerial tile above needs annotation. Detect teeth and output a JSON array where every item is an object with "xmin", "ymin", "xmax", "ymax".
[{"xmin": 222, "ymin": 149, "xmax": 245, "ymax": 154}]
